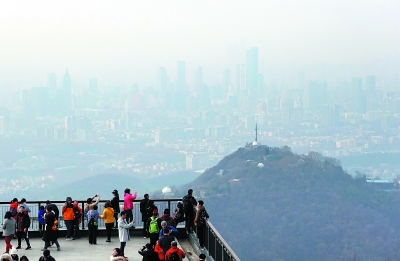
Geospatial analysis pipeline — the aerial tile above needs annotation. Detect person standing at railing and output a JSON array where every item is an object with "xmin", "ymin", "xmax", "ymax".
[
  {"xmin": 10, "ymin": 198, "xmax": 18, "ymax": 221},
  {"xmin": 15, "ymin": 206, "xmax": 31, "ymax": 250},
  {"xmin": 38, "ymin": 206, "xmax": 45, "ymax": 234},
  {"xmin": 123, "ymin": 188, "xmax": 137, "ymax": 224},
  {"xmin": 72, "ymin": 201, "xmax": 82, "ymax": 240},
  {"xmin": 194, "ymin": 200, "xmax": 209, "ymax": 251},
  {"xmin": 172, "ymin": 201, "xmax": 184, "ymax": 227},
  {"xmin": 61, "ymin": 197, "xmax": 74, "ymax": 240},
  {"xmin": 18, "ymin": 199, "xmax": 31, "ymax": 214},
  {"xmin": 182, "ymin": 189, "xmax": 197, "ymax": 233},
  {"xmin": 100, "ymin": 200, "xmax": 114, "ymax": 243},
  {"xmin": 45, "ymin": 201, "xmax": 59, "ymax": 221},
  {"xmin": 139, "ymin": 194, "xmax": 149, "ymax": 238},
  {"xmin": 41, "ymin": 206, "xmax": 61, "ymax": 251},
  {"xmin": 87, "ymin": 205, "xmax": 99, "ymax": 245},
  {"xmin": 85, "ymin": 194, "xmax": 100, "ymax": 212},
  {"xmin": 2, "ymin": 211, "xmax": 16, "ymax": 254},
  {"xmin": 111, "ymin": 190, "xmax": 120, "ymax": 228}
]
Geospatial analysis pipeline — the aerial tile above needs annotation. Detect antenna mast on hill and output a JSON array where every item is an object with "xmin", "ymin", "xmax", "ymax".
[{"xmin": 255, "ymin": 123, "xmax": 258, "ymax": 142}]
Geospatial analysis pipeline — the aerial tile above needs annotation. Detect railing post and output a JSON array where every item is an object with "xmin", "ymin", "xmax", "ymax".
[{"xmin": 81, "ymin": 201, "xmax": 85, "ymax": 230}]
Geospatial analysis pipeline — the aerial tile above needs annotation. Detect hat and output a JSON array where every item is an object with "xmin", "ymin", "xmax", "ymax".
[
  {"xmin": 152, "ymin": 209, "xmax": 158, "ymax": 215},
  {"xmin": 161, "ymin": 221, "xmax": 167, "ymax": 226},
  {"xmin": 9, "ymin": 248, "xmax": 18, "ymax": 255},
  {"xmin": 112, "ymin": 189, "xmax": 118, "ymax": 194},
  {"xmin": 171, "ymin": 241, "xmax": 177, "ymax": 246},
  {"xmin": 0, "ymin": 253, "xmax": 12, "ymax": 261},
  {"xmin": 163, "ymin": 208, "xmax": 170, "ymax": 215},
  {"xmin": 145, "ymin": 243, "xmax": 152, "ymax": 249}
]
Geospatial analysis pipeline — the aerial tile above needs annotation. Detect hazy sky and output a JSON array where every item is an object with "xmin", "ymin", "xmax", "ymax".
[{"xmin": 0, "ymin": 0, "xmax": 399, "ymax": 89}]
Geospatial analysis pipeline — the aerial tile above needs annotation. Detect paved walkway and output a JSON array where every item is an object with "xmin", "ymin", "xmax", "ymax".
[{"xmin": 2, "ymin": 236, "xmax": 178, "ymax": 261}]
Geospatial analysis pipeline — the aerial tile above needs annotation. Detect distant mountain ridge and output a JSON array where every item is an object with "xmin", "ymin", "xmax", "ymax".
[{"xmin": 181, "ymin": 144, "xmax": 400, "ymax": 261}]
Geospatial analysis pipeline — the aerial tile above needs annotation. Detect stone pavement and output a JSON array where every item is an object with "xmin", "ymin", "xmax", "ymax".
[
  {"xmin": 0, "ymin": 236, "xmax": 198, "ymax": 261},
  {"xmin": 2, "ymin": 236, "xmax": 195, "ymax": 261}
]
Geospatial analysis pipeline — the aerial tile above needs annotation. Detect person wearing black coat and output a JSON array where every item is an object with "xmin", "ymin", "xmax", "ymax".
[
  {"xmin": 138, "ymin": 243, "xmax": 159, "ymax": 261},
  {"xmin": 45, "ymin": 201, "xmax": 59, "ymax": 220},
  {"xmin": 111, "ymin": 189, "xmax": 120, "ymax": 228},
  {"xmin": 139, "ymin": 194, "xmax": 149, "ymax": 238},
  {"xmin": 15, "ymin": 206, "xmax": 31, "ymax": 250},
  {"xmin": 41, "ymin": 206, "xmax": 61, "ymax": 251}
]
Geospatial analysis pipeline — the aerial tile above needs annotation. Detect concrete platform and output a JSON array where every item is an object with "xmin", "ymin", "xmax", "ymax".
[{"xmin": 2, "ymin": 236, "xmax": 177, "ymax": 261}]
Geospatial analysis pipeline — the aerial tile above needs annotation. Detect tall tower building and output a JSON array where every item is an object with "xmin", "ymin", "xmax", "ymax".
[
  {"xmin": 194, "ymin": 66, "xmax": 203, "ymax": 93},
  {"xmin": 246, "ymin": 47, "xmax": 259, "ymax": 99},
  {"xmin": 62, "ymin": 69, "xmax": 72, "ymax": 115}
]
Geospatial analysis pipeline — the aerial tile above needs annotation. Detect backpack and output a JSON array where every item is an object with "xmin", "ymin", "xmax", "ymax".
[
  {"xmin": 199, "ymin": 209, "xmax": 208, "ymax": 225},
  {"xmin": 149, "ymin": 217, "xmax": 159, "ymax": 234},
  {"xmin": 169, "ymin": 251, "xmax": 180, "ymax": 261}
]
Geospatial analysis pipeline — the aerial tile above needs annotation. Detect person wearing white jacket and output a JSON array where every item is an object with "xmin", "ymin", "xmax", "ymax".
[{"xmin": 118, "ymin": 211, "xmax": 135, "ymax": 257}]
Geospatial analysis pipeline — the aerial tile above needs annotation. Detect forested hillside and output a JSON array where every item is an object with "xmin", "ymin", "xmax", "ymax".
[{"xmin": 183, "ymin": 144, "xmax": 400, "ymax": 261}]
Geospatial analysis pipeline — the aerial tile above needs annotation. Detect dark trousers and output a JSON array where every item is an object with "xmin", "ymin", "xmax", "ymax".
[
  {"xmin": 114, "ymin": 211, "xmax": 119, "ymax": 227},
  {"xmin": 125, "ymin": 209, "xmax": 133, "ymax": 223},
  {"xmin": 16, "ymin": 230, "xmax": 30, "ymax": 247},
  {"xmin": 120, "ymin": 241, "xmax": 126, "ymax": 256},
  {"xmin": 149, "ymin": 234, "xmax": 158, "ymax": 248},
  {"xmin": 88, "ymin": 224, "xmax": 98, "ymax": 244},
  {"xmin": 105, "ymin": 223, "xmax": 113, "ymax": 240},
  {"xmin": 64, "ymin": 220, "xmax": 74, "ymax": 238},
  {"xmin": 185, "ymin": 211, "xmax": 194, "ymax": 232},
  {"xmin": 44, "ymin": 240, "xmax": 60, "ymax": 249},
  {"xmin": 73, "ymin": 219, "xmax": 81, "ymax": 239},
  {"xmin": 197, "ymin": 225, "xmax": 205, "ymax": 247},
  {"xmin": 142, "ymin": 216, "xmax": 148, "ymax": 236}
]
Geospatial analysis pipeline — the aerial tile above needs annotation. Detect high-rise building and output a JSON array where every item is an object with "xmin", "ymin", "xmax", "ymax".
[
  {"xmin": 350, "ymin": 77, "xmax": 365, "ymax": 113},
  {"xmin": 366, "ymin": 75, "xmax": 376, "ymax": 94},
  {"xmin": 306, "ymin": 81, "xmax": 328, "ymax": 113},
  {"xmin": 194, "ymin": 66, "xmax": 203, "ymax": 93},
  {"xmin": 236, "ymin": 64, "xmax": 246, "ymax": 91},
  {"xmin": 177, "ymin": 61, "xmax": 186, "ymax": 93},
  {"xmin": 246, "ymin": 47, "xmax": 259, "ymax": 98},
  {"xmin": 62, "ymin": 69, "xmax": 72, "ymax": 115}
]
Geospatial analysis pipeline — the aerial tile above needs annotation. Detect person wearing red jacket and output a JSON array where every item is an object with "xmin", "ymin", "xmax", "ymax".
[
  {"xmin": 123, "ymin": 188, "xmax": 137, "ymax": 223},
  {"xmin": 165, "ymin": 241, "xmax": 186, "ymax": 261}
]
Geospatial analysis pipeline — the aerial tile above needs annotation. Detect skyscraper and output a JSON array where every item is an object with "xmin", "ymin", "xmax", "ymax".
[
  {"xmin": 177, "ymin": 61, "xmax": 186, "ymax": 93},
  {"xmin": 246, "ymin": 47, "xmax": 259, "ymax": 98},
  {"xmin": 62, "ymin": 69, "xmax": 72, "ymax": 115}
]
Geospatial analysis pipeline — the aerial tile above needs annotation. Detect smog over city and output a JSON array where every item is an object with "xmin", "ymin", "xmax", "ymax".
[{"xmin": 0, "ymin": 1, "xmax": 400, "ymax": 260}]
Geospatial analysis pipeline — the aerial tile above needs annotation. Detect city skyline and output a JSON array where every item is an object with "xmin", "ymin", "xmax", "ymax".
[{"xmin": 0, "ymin": 0, "xmax": 399, "ymax": 89}]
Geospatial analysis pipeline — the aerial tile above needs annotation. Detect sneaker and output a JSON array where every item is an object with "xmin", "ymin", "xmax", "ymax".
[
  {"xmin": 57, "ymin": 247, "xmax": 60, "ymax": 251},
  {"xmin": 106, "ymin": 240, "xmax": 111, "ymax": 242},
  {"xmin": 66, "ymin": 238, "xmax": 73, "ymax": 241},
  {"xmin": 199, "ymin": 246, "xmax": 205, "ymax": 250},
  {"xmin": 41, "ymin": 248, "xmax": 47, "ymax": 251},
  {"xmin": 25, "ymin": 246, "xmax": 31, "ymax": 250},
  {"xmin": 16, "ymin": 246, "xmax": 21, "ymax": 249}
]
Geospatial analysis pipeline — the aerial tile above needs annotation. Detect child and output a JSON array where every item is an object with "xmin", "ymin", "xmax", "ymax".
[{"xmin": 38, "ymin": 206, "xmax": 45, "ymax": 233}]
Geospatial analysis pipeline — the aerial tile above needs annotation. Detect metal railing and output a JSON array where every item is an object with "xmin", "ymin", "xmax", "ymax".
[
  {"xmin": 190, "ymin": 209, "xmax": 241, "ymax": 261},
  {"xmin": 0, "ymin": 199, "xmax": 181, "ymax": 230}
]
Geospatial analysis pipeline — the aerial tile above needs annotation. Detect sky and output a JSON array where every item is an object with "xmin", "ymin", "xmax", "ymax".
[{"xmin": 0, "ymin": 0, "xmax": 399, "ymax": 89}]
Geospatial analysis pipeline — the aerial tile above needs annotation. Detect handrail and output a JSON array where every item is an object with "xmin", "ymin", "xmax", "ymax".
[{"xmin": 206, "ymin": 220, "xmax": 241, "ymax": 261}]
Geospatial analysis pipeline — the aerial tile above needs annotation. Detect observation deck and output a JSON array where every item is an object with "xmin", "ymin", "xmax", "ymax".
[{"xmin": 0, "ymin": 199, "xmax": 240, "ymax": 261}]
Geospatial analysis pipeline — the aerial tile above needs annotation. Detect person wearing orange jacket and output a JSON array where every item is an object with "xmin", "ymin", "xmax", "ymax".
[
  {"xmin": 10, "ymin": 198, "xmax": 18, "ymax": 221},
  {"xmin": 154, "ymin": 240, "xmax": 165, "ymax": 261},
  {"xmin": 100, "ymin": 200, "xmax": 115, "ymax": 243},
  {"xmin": 61, "ymin": 196, "xmax": 75, "ymax": 240},
  {"xmin": 165, "ymin": 241, "xmax": 186, "ymax": 261}
]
